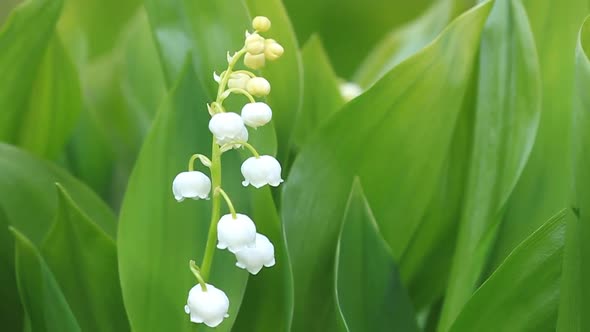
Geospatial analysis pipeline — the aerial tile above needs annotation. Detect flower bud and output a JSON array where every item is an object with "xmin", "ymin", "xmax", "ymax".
[
  {"xmin": 208, "ymin": 112, "xmax": 249, "ymax": 147},
  {"xmin": 244, "ymin": 52, "xmax": 265, "ymax": 70},
  {"xmin": 241, "ymin": 155, "xmax": 283, "ymax": 188},
  {"xmin": 227, "ymin": 73, "xmax": 251, "ymax": 90},
  {"xmin": 184, "ymin": 283, "xmax": 229, "ymax": 327},
  {"xmin": 172, "ymin": 171, "xmax": 211, "ymax": 202},
  {"xmin": 234, "ymin": 233, "xmax": 275, "ymax": 275},
  {"xmin": 246, "ymin": 77, "xmax": 271, "ymax": 97},
  {"xmin": 264, "ymin": 39, "xmax": 284, "ymax": 61},
  {"xmin": 245, "ymin": 33, "xmax": 265, "ymax": 55},
  {"xmin": 217, "ymin": 213, "xmax": 257, "ymax": 253},
  {"xmin": 241, "ymin": 102, "xmax": 272, "ymax": 128},
  {"xmin": 252, "ymin": 16, "xmax": 271, "ymax": 32}
]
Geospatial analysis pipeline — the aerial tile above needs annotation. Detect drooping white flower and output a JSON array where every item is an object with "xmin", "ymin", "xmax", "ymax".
[
  {"xmin": 244, "ymin": 52, "xmax": 265, "ymax": 70},
  {"xmin": 217, "ymin": 213, "xmax": 257, "ymax": 253},
  {"xmin": 241, "ymin": 155, "xmax": 283, "ymax": 188},
  {"xmin": 234, "ymin": 233, "xmax": 275, "ymax": 275},
  {"xmin": 172, "ymin": 171, "xmax": 211, "ymax": 202},
  {"xmin": 264, "ymin": 39, "xmax": 284, "ymax": 61},
  {"xmin": 227, "ymin": 73, "xmax": 251, "ymax": 90},
  {"xmin": 246, "ymin": 77, "xmax": 271, "ymax": 97},
  {"xmin": 252, "ymin": 16, "xmax": 271, "ymax": 32},
  {"xmin": 184, "ymin": 283, "xmax": 229, "ymax": 327},
  {"xmin": 241, "ymin": 102, "xmax": 272, "ymax": 128},
  {"xmin": 209, "ymin": 112, "xmax": 249, "ymax": 147}
]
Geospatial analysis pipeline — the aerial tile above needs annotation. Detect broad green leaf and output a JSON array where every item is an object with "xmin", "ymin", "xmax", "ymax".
[
  {"xmin": 41, "ymin": 184, "xmax": 129, "ymax": 332},
  {"xmin": 242, "ymin": 0, "xmax": 304, "ymax": 159},
  {"xmin": 353, "ymin": 0, "xmax": 475, "ymax": 88},
  {"xmin": 232, "ymin": 188, "xmax": 293, "ymax": 332},
  {"xmin": 449, "ymin": 209, "xmax": 567, "ymax": 332},
  {"xmin": 118, "ymin": 62, "xmax": 256, "ymax": 332},
  {"xmin": 558, "ymin": 16, "xmax": 590, "ymax": 331},
  {"xmin": 292, "ymin": 35, "xmax": 344, "ymax": 148},
  {"xmin": 16, "ymin": 34, "xmax": 82, "ymax": 159},
  {"xmin": 488, "ymin": 0, "xmax": 589, "ymax": 271},
  {"xmin": 336, "ymin": 180, "xmax": 418, "ymax": 332},
  {"xmin": 282, "ymin": 3, "xmax": 492, "ymax": 330},
  {"xmin": 11, "ymin": 227, "xmax": 81, "ymax": 332},
  {"xmin": 437, "ymin": 0, "xmax": 542, "ymax": 329}
]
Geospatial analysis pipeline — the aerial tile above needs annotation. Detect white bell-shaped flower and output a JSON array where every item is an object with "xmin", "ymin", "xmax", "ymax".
[
  {"xmin": 246, "ymin": 77, "xmax": 271, "ymax": 97},
  {"xmin": 217, "ymin": 213, "xmax": 257, "ymax": 253},
  {"xmin": 184, "ymin": 283, "xmax": 229, "ymax": 327},
  {"xmin": 172, "ymin": 171, "xmax": 211, "ymax": 202},
  {"xmin": 241, "ymin": 155, "xmax": 283, "ymax": 188},
  {"xmin": 234, "ymin": 233, "xmax": 275, "ymax": 275},
  {"xmin": 209, "ymin": 112, "xmax": 249, "ymax": 147},
  {"xmin": 241, "ymin": 102, "xmax": 272, "ymax": 128}
]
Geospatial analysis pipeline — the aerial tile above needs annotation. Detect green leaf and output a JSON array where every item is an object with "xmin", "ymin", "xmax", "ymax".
[
  {"xmin": 118, "ymin": 62, "xmax": 254, "ymax": 332},
  {"xmin": 449, "ymin": 209, "xmax": 567, "ymax": 332},
  {"xmin": 16, "ymin": 34, "xmax": 82, "ymax": 159},
  {"xmin": 437, "ymin": 0, "xmax": 542, "ymax": 329},
  {"xmin": 41, "ymin": 184, "xmax": 129, "ymax": 332},
  {"xmin": 0, "ymin": 0, "xmax": 83, "ymax": 160},
  {"xmin": 353, "ymin": 0, "xmax": 474, "ymax": 88},
  {"xmin": 336, "ymin": 180, "xmax": 418, "ymax": 332},
  {"xmin": 10, "ymin": 227, "xmax": 81, "ymax": 332},
  {"xmin": 558, "ymin": 16, "xmax": 590, "ymax": 332},
  {"xmin": 488, "ymin": 0, "xmax": 589, "ymax": 271},
  {"xmin": 292, "ymin": 35, "xmax": 344, "ymax": 148},
  {"xmin": 282, "ymin": 3, "xmax": 492, "ymax": 330},
  {"xmin": 232, "ymin": 188, "xmax": 293, "ymax": 332}
]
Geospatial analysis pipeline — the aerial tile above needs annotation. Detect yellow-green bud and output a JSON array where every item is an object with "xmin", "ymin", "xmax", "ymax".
[
  {"xmin": 245, "ymin": 33, "xmax": 265, "ymax": 55},
  {"xmin": 246, "ymin": 77, "xmax": 271, "ymax": 97},
  {"xmin": 264, "ymin": 39, "xmax": 284, "ymax": 61},
  {"xmin": 252, "ymin": 16, "xmax": 271, "ymax": 32},
  {"xmin": 244, "ymin": 53, "xmax": 266, "ymax": 70},
  {"xmin": 228, "ymin": 73, "xmax": 251, "ymax": 90}
]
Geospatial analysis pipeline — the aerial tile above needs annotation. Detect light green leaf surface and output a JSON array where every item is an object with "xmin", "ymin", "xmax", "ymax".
[
  {"xmin": 558, "ymin": 16, "xmax": 590, "ymax": 332},
  {"xmin": 354, "ymin": 0, "xmax": 475, "ymax": 88},
  {"xmin": 41, "ymin": 184, "xmax": 129, "ymax": 332},
  {"xmin": 282, "ymin": 3, "xmax": 491, "ymax": 330},
  {"xmin": 438, "ymin": 0, "xmax": 542, "ymax": 329},
  {"xmin": 118, "ymin": 63, "xmax": 255, "ymax": 332},
  {"xmin": 11, "ymin": 227, "xmax": 81, "ymax": 332},
  {"xmin": 292, "ymin": 35, "xmax": 344, "ymax": 148},
  {"xmin": 336, "ymin": 180, "xmax": 418, "ymax": 332},
  {"xmin": 488, "ymin": 0, "xmax": 589, "ymax": 272},
  {"xmin": 232, "ymin": 188, "xmax": 293, "ymax": 332},
  {"xmin": 449, "ymin": 209, "xmax": 567, "ymax": 332}
]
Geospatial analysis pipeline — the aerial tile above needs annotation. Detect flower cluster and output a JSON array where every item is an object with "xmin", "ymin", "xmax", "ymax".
[{"xmin": 171, "ymin": 16, "xmax": 284, "ymax": 328}]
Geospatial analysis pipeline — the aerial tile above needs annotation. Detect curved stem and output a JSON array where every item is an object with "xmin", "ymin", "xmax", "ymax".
[
  {"xmin": 200, "ymin": 141, "xmax": 222, "ymax": 280},
  {"xmin": 216, "ymin": 48, "xmax": 247, "ymax": 104},
  {"xmin": 221, "ymin": 140, "xmax": 260, "ymax": 158},
  {"xmin": 220, "ymin": 88, "xmax": 256, "ymax": 104},
  {"xmin": 232, "ymin": 70, "xmax": 256, "ymax": 78},
  {"xmin": 188, "ymin": 154, "xmax": 212, "ymax": 171},
  {"xmin": 216, "ymin": 187, "xmax": 237, "ymax": 219},
  {"xmin": 189, "ymin": 260, "xmax": 207, "ymax": 291}
]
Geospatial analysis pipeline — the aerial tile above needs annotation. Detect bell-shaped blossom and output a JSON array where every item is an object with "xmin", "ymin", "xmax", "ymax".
[
  {"xmin": 217, "ymin": 213, "xmax": 257, "ymax": 253},
  {"xmin": 209, "ymin": 112, "xmax": 249, "ymax": 147},
  {"xmin": 264, "ymin": 39, "xmax": 284, "ymax": 61},
  {"xmin": 227, "ymin": 73, "xmax": 251, "ymax": 90},
  {"xmin": 241, "ymin": 102, "xmax": 272, "ymax": 128},
  {"xmin": 244, "ymin": 52, "xmax": 265, "ymax": 70},
  {"xmin": 241, "ymin": 155, "xmax": 283, "ymax": 188},
  {"xmin": 234, "ymin": 233, "xmax": 275, "ymax": 275},
  {"xmin": 245, "ymin": 33, "xmax": 265, "ymax": 55},
  {"xmin": 184, "ymin": 283, "xmax": 229, "ymax": 327},
  {"xmin": 172, "ymin": 171, "xmax": 211, "ymax": 201},
  {"xmin": 252, "ymin": 16, "xmax": 271, "ymax": 32},
  {"xmin": 246, "ymin": 77, "xmax": 271, "ymax": 97}
]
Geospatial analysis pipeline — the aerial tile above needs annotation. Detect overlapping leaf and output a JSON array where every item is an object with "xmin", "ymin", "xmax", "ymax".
[{"xmin": 282, "ymin": 2, "xmax": 492, "ymax": 330}]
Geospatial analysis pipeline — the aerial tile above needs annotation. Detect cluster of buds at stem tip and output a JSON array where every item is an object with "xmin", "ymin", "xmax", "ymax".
[{"xmin": 172, "ymin": 15, "xmax": 284, "ymax": 328}]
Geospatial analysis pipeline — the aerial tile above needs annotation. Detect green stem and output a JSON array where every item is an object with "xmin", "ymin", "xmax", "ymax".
[
  {"xmin": 188, "ymin": 154, "xmax": 211, "ymax": 171},
  {"xmin": 200, "ymin": 141, "xmax": 222, "ymax": 280},
  {"xmin": 216, "ymin": 187, "xmax": 237, "ymax": 219},
  {"xmin": 220, "ymin": 88, "xmax": 256, "ymax": 104},
  {"xmin": 220, "ymin": 140, "xmax": 260, "ymax": 158},
  {"xmin": 216, "ymin": 48, "xmax": 247, "ymax": 104},
  {"xmin": 189, "ymin": 260, "xmax": 207, "ymax": 291}
]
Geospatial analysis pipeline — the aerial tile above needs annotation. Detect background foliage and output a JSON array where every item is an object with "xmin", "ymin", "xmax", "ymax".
[{"xmin": 0, "ymin": 0, "xmax": 589, "ymax": 331}]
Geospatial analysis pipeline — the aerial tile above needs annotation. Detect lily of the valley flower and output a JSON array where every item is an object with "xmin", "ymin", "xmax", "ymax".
[
  {"xmin": 244, "ymin": 52, "xmax": 265, "ymax": 70},
  {"xmin": 184, "ymin": 283, "xmax": 229, "ymax": 327},
  {"xmin": 172, "ymin": 171, "xmax": 211, "ymax": 201},
  {"xmin": 234, "ymin": 233, "xmax": 275, "ymax": 275},
  {"xmin": 209, "ymin": 112, "xmax": 249, "ymax": 147},
  {"xmin": 264, "ymin": 39, "xmax": 284, "ymax": 61},
  {"xmin": 241, "ymin": 102, "xmax": 272, "ymax": 128},
  {"xmin": 245, "ymin": 33, "xmax": 265, "ymax": 55},
  {"xmin": 252, "ymin": 16, "xmax": 271, "ymax": 32},
  {"xmin": 246, "ymin": 77, "xmax": 271, "ymax": 97},
  {"xmin": 227, "ymin": 73, "xmax": 251, "ymax": 90},
  {"xmin": 217, "ymin": 213, "xmax": 257, "ymax": 253},
  {"xmin": 241, "ymin": 155, "xmax": 283, "ymax": 188}
]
